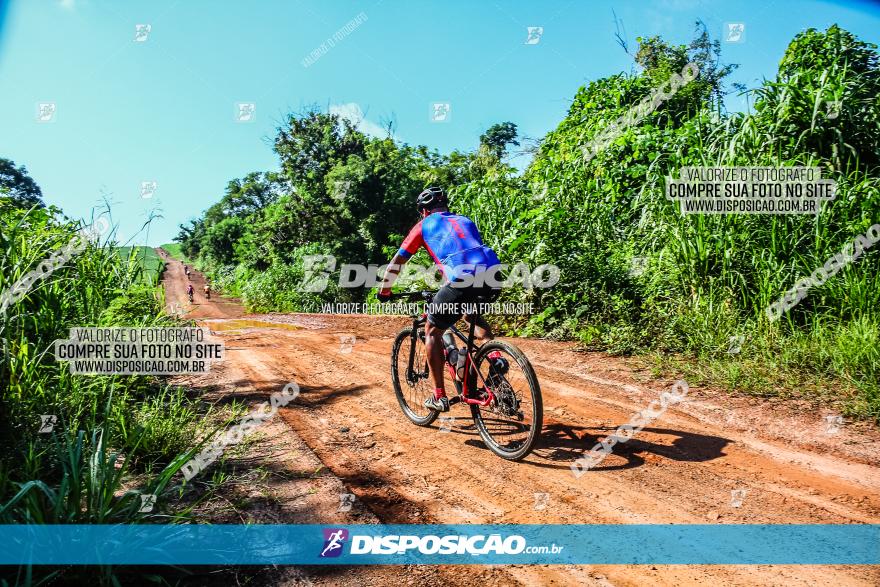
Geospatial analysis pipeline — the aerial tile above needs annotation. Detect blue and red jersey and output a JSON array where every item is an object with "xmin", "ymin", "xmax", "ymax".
[{"xmin": 397, "ymin": 212, "xmax": 500, "ymax": 281}]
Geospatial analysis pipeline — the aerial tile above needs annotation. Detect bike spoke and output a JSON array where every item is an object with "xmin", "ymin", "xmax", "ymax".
[
  {"xmin": 476, "ymin": 347, "xmax": 537, "ymax": 453},
  {"xmin": 393, "ymin": 328, "xmax": 434, "ymax": 422}
]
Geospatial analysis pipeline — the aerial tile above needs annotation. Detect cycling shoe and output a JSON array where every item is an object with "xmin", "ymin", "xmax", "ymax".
[{"xmin": 424, "ymin": 395, "xmax": 451, "ymax": 412}]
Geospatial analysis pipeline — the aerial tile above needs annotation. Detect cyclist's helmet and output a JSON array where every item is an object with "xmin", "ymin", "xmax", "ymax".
[{"xmin": 416, "ymin": 186, "xmax": 448, "ymax": 212}]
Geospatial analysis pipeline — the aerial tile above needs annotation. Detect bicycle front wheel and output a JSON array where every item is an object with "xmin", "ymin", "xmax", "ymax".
[
  {"xmin": 391, "ymin": 326, "xmax": 438, "ymax": 426},
  {"xmin": 470, "ymin": 340, "xmax": 542, "ymax": 460}
]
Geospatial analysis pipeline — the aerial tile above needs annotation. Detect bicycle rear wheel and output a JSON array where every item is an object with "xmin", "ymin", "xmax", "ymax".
[
  {"xmin": 391, "ymin": 326, "xmax": 438, "ymax": 426},
  {"xmin": 470, "ymin": 340, "xmax": 542, "ymax": 460}
]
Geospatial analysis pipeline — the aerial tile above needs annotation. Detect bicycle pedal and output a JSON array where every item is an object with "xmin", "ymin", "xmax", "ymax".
[{"xmin": 447, "ymin": 396, "xmax": 461, "ymax": 405}]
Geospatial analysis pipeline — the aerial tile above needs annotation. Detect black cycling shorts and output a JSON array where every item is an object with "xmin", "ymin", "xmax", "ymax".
[{"xmin": 427, "ymin": 282, "xmax": 500, "ymax": 330}]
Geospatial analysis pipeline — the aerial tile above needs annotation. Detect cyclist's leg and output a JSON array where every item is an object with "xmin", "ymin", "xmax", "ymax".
[
  {"xmin": 424, "ymin": 320, "xmax": 446, "ymax": 393},
  {"xmin": 423, "ymin": 320, "xmax": 451, "ymax": 412},
  {"xmin": 462, "ymin": 284, "xmax": 500, "ymax": 340},
  {"xmin": 463, "ymin": 285, "xmax": 504, "ymax": 394},
  {"xmin": 463, "ymin": 314, "xmax": 493, "ymax": 341},
  {"xmin": 424, "ymin": 283, "xmax": 465, "ymax": 410}
]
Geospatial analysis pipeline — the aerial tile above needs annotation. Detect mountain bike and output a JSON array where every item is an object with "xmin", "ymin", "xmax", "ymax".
[{"xmin": 389, "ymin": 291, "xmax": 543, "ymax": 461}]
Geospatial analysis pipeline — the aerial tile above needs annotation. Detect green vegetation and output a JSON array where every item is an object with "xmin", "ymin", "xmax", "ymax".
[
  {"xmin": 176, "ymin": 24, "xmax": 879, "ymax": 419},
  {"xmin": 0, "ymin": 157, "xmax": 44, "ymax": 209},
  {"xmin": 160, "ymin": 241, "xmax": 188, "ymax": 263},
  {"xmin": 0, "ymin": 199, "xmax": 221, "ymax": 584},
  {"xmin": 116, "ymin": 245, "xmax": 165, "ymax": 284}
]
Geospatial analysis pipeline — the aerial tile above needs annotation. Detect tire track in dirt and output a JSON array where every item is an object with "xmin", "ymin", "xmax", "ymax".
[
  {"xmin": 240, "ymin": 326, "xmax": 880, "ymax": 586},
  {"xmin": 161, "ymin": 253, "xmax": 880, "ymax": 586}
]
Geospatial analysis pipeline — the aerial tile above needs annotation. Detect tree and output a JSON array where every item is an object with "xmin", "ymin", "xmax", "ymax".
[
  {"xmin": 0, "ymin": 158, "xmax": 44, "ymax": 208},
  {"xmin": 200, "ymin": 171, "xmax": 281, "ymax": 228},
  {"xmin": 274, "ymin": 109, "xmax": 367, "ymax": 195},
  {"xmin": 635, "ymin": 22, "xmax": 740, "ymax": 119},
  {"xmin": 779, "ymin": 24, "xmax": 879, "ymax": 80},
  {"xmin": 686, "ymin": 21, "xmax": 743, "ymax": 106},
  {"xmin": 220, "ymin": 172, "xmax": 280, "ymax": 218},
  {"xmin": 176, "ymin": 218, "xmax": 205, "ymax": 259},
  {"xmin": 479, "ymin": 122, "xmax": 520, "ymax": 159},
  {"xmin": 202, "ymin": 217, "xmax": 246, "ymax": 265}
]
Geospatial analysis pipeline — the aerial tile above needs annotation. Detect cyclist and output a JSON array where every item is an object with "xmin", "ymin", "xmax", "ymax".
[
  {"xmin": 203, "ymin": 282, "xmax": 211, "ymax": 299},
  {"xmin": 378, "ymin": 187, "xmax": 503, "ymax": 413},
  {"xmin": 184, "ymin": 265, "xmax": 191, "ymax": 280},
  {"xmin": 186, "ymin": 283, "xmax": 194, "ymax": 303}
]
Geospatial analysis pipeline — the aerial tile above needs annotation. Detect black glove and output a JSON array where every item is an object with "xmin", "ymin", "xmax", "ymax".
[{"xmin": 377, "ymin": 289, "xmax": 392, "ymax": 302}]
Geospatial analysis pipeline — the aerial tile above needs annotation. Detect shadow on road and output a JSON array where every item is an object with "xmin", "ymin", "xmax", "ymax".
[{"xmin": 450, "ymin": 419, "xmax": 731, "ymax": 471}]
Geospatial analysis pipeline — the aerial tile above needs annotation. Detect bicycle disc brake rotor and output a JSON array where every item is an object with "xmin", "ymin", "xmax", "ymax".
[{"xmin": 492, "ymin": 378, "xmax": 523, "ymax": 420}]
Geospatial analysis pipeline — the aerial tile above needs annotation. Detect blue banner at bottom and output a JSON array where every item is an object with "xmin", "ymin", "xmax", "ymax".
[{"xmin": 0, "ymin": 524, "xmax": 877, "ymax": 565}]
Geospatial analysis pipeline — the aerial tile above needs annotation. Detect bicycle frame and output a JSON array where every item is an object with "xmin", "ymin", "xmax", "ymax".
[{"xmin": 404, "ymin": 310, "xmax": 496, "ymax": 408}]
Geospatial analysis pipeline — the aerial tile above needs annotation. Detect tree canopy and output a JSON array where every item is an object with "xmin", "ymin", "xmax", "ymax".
[{"xmin": 0, "ymin": 158, "xmax": 44, "ymax": 209}]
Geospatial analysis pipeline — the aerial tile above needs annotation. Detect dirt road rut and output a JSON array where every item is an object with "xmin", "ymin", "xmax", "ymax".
[{"xmin": 159, "ymin": 250, "xmax": 880, "ymax": 586}]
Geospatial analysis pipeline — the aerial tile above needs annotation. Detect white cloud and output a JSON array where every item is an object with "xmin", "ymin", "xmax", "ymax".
[
  {"xmin": 329, "ymin": 103, "xmax": 390, "ymax": 138},
  {"xmin": 59, "ymin": 0, "xmax": 76, "ymax": 10}
]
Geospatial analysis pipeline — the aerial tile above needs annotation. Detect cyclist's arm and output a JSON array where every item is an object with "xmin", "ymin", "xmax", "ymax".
[
  {"xmin": 379, "ymin": 221, "xmax": 423, "ymax": 295},
  {"xmin": 378, "ymin": 252, "xmax": 408, "ymax": 293}
]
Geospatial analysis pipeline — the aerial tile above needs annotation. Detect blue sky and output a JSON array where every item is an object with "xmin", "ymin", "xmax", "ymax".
[{"xmin": 1, "ymin": 0, "xmax": 878, "ymax": 246}]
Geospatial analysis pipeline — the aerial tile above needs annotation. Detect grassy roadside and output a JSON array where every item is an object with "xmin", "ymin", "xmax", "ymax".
[
  {"xmin": 160, "ymin": 242, "xmax": 189, "ymax": 263},
  {"xmin": 0, "ymin": 202, "xmax": 247, "ymax": 584},
  {"xmin": 628, "ymin": 310, "xmax": 879, "ymax": 421},
  {"xmin": 116, "ymin": 245, "xmax": 165, "ymax": 284}
]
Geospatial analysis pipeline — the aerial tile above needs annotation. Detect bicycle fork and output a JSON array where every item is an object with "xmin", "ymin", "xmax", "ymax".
[{"xmin": 405, "ymin": 327, "xmax": 424, "ymax": 386}]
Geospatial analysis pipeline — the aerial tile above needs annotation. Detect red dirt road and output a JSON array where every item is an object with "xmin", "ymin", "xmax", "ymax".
[{"xmin": 159, "ymin": 250, "xmax": 880, "ymax": 586}]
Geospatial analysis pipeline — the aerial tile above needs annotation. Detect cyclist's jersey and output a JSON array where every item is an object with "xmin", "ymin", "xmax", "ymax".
[{"xmin": 397, "ymin": 211, "xmax": 500, "ymax": 282}]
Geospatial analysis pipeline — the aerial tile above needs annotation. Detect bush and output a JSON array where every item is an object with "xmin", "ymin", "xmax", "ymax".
[{"xmin": 240, "ymin": 244, "xmax": 342, "ymax": 313}]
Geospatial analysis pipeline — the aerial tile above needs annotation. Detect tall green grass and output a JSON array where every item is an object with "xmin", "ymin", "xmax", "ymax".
[
  {"xmin": 0, "ymin": 200, "xmax": 216, "ymax": 585},
  {"xmin": 159, "ymin": 242, "xmax": 188, "ymax": 263},
  {"xmin": 115, "ymin": 246, "xmax": 165, "ymax": 285},
  {"xmin": 453, "ymin": 26, "xmax": 880, "ymax": 418}
]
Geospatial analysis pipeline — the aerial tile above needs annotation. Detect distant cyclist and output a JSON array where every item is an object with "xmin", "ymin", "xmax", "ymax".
[
  {"xmin": 378, "ymin": 187, "xmax": 504, "ymax": 412},
  {"xmin": 203, "ymin": 282, "xmax": 211, "ymax": 300},
  {"xmin": 186, "ymin": 283, "xmax": 194, "ymax": 303},
  {"xmin": 184, "ymin": 265, "xmax": 191, "ymax": 280}
]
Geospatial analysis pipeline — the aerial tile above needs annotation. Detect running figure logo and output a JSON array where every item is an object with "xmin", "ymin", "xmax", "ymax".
[{"xmin": 320, "ymin": 528, "xmax": 349, "ymax": 558}]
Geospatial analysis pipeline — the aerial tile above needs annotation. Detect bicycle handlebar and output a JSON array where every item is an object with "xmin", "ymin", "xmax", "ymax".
[{"xmin": 387, "ymin": 290, "xmax": 434, "ymax": 302}]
